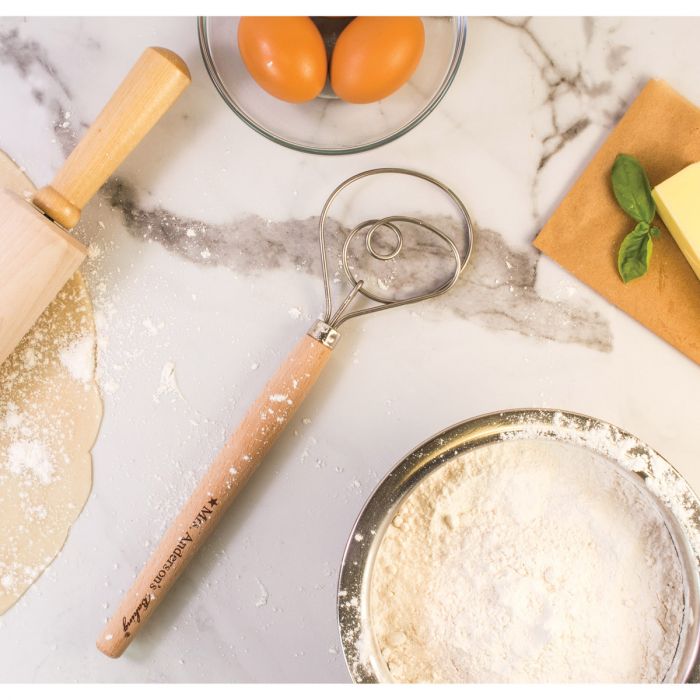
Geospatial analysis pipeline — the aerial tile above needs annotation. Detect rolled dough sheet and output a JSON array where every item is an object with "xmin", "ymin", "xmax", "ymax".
[{"xmin": 0, "ymin": 150, "xmax": 102, "ymax": 614}]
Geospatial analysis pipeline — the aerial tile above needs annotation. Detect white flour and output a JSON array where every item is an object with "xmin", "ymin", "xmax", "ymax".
[
  {"xmin": 370, "ymin": 439, "xmax": 685, "ymax": 683},
  {"xmin": 153, "ymin": 361, "xmax": 185, "ymax": 403},
  {"xmin": 59, "ymin": 334, "xmax": 96, "ymax": 384},
  {"xmin": 6, "ymin": 439, "xmax": 55, "ymax": 485}
]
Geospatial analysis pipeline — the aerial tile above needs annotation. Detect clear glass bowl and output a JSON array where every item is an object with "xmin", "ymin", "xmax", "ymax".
[{"xmin": 197, "ymin": 16, "xmax": 467, "ymax": 155}]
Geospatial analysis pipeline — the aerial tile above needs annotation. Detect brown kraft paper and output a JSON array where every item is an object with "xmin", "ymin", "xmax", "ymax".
[{"xmin": 534, "ymin": 79, "xmax": 700, "ymax": 365}]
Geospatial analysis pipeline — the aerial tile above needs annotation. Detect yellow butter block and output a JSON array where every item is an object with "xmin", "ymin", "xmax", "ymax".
[{"xmin": 652, "ymin": 163, "xmax": 700, "ymax": 280}]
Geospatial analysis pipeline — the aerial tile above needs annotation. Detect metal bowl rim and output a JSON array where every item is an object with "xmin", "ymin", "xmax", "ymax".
[{"xmin": 337, "ymin": 407, "xmax": 700, "ymax": 683}]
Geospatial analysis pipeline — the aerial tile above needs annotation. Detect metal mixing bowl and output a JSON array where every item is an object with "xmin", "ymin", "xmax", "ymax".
[{"xmin": 338, "ymin": 409, "xmax": 700, "ymax": 683}]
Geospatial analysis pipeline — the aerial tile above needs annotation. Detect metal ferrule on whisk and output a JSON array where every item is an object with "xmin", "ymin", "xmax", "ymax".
[{"xmin": 308, "ymin": 320, "xmax": 342, "ymax": 349}]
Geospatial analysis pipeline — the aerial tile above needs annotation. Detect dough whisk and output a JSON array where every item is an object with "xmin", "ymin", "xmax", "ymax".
[{"xmin": 97, "ymin": 167, "xmax": 473, "ymax": 657}]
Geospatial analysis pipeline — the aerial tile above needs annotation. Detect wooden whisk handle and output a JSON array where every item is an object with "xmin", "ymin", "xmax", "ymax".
[
  {"xmin": 33, "ymin": 47, "xmax": 190, "ymax": 229},
  {"xmin": 97, "ymin": 333, "xmax": 333, "ymax": 658}
]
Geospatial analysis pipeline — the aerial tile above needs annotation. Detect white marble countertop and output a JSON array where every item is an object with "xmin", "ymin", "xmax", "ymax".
[{"xmin": 0, "ymin": 16, "xmax": 699, "ymax": 682}]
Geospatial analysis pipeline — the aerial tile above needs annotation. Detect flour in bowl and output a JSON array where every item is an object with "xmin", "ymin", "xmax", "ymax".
[{"xmin": 369, "ymin": 439, "xmax": 685, "ymax": 683}]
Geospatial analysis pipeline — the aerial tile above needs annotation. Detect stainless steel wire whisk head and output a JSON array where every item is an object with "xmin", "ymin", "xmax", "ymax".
[{"xmin": 311, "ymin": 168, "xmax": 474, "ymax": 346}]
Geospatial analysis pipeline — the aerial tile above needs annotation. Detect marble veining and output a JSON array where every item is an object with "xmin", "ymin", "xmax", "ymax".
[
  {"xmin": 0, "ymin": 27, "xmax": 72, "ymax": 97},
  {"xmin": 100, "ymin": 178, "xmax": 612, "ymax": 351},
  {"xmin": 0, "ymin": 27, "xmax": 81, "ymax": 156},
  {"xmin": 490, "ymin": 17, "xmax": 630, "ymax": 218}
]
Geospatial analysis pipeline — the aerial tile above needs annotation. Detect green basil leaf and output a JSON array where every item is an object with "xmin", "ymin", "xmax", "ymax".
[
  {"xmin": 649, "ymin": 225, "xmax": 661, "ymax": 239},
  {"xmin": 618, "ymin": 222, "xmax": 654, "ymax": 283},
  {"xmin": 611, "ymin": 154, "xmax": 656, "ymax": 223}
]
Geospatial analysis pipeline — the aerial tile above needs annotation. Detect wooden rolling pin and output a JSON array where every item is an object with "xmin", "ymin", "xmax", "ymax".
[
  {"xmin": 97, "ymin": 325, "xmax": 337, "ymax": 657},
  {"xmin": 0, "ymin": 47, "xmax": 190, "ymax": 367}
]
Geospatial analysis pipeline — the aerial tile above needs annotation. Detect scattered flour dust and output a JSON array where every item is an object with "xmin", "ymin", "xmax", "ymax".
[
  {"xmin": 369, "ymin": 439, "xmax": 685, "ymax": 683},
  {"xmin": 255, "ymin": 577, "xmax": 269, "ymax": 608},
  {"xmin": 153, "ymin": 361, "xmax": 185, "ymax": 403},
  {"xmin": 59, "ymin": 334, "xmax": 96, "ymax": 384},
  {"xmin": 0, "ymin": 274, "xmax": 101, "ymax": 615},
  {"xmin": 7, "ymin": 440, "xmax": 56, "ymax": 485}
]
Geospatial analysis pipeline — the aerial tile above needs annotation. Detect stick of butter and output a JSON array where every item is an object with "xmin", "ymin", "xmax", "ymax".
[{"xmin": 652, "ymin": 163, "xmax": 700, "ymax": 280}]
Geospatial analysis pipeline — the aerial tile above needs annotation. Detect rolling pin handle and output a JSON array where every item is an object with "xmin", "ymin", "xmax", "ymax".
[{"xmin": 32, "ymin": 46, "xmax": 190, "ymax": 229}]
